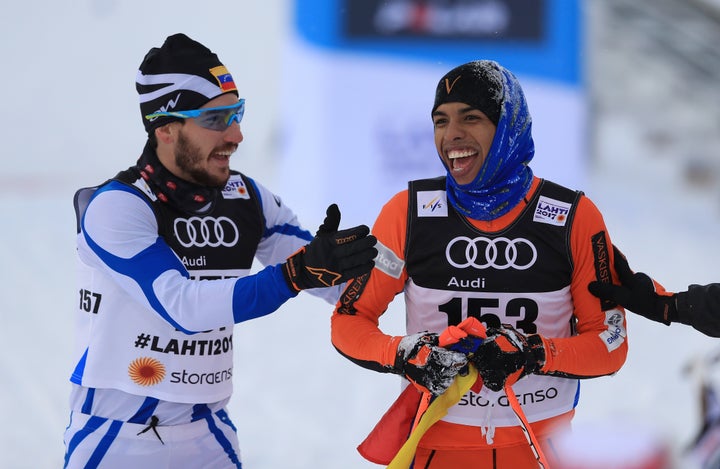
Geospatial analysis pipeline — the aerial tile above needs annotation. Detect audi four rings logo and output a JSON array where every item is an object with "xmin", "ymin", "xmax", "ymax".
[
  {"xmin": 445, "ymin": 236, "xmax": 537, "ymax": 270},
  {"xmin": 174, "ymin": 216, "xmax": 240, "ymax": 248}
]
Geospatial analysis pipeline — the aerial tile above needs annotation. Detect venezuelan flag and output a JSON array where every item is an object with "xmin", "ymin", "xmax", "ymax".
[{"xmin": 210, "ymin": 66, "xmax": 237, "ymax": 92}]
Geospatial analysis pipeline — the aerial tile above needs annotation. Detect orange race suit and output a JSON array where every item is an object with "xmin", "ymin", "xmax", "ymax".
[{"xmin": 331, "ymin": 175, "xmax": 628, "ymax": 467}]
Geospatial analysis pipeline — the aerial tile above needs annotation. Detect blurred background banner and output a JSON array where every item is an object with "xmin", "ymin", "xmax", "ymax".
[{"xmin": 279, "ymin": 0, "xmax": 585, "ymax": 227}]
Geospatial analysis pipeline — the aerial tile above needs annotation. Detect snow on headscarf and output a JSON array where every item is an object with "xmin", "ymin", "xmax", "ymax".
[{"xmin": 433, "ymin": 60, "xmax": 534, "ymax": 221}]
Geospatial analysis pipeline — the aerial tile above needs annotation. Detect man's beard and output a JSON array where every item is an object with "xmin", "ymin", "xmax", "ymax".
[{"xmin": 175, "ymin": 131, "xmax": 229, "ymax": 187}]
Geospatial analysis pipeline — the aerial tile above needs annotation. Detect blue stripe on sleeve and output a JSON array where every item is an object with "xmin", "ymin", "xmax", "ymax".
[
  {"xmin": 231, "ymin": 264, "xmax": 297, "ymax": 324},
  {"xmin": 265, "ymin": 223, "xmax": 313, "ymax": 242},
  {"xmin": 245, "ymin": 176, "xmax": 313, "ymax": 242},
  {"xmin": 82, "ymin": 181, "xmax": 195, "ymax": 331},
  {"xmin": 92, "ymin": 180, "xmax": 154, "ymax": 212},
  {"xmin": 82, "ymin": 227, "xmax": 193, "ymax": 333}
]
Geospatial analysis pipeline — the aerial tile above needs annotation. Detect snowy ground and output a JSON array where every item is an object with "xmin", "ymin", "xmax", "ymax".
[{"xmin": 3, "ymin": 1, "xmax": 720, "ymax": 468}]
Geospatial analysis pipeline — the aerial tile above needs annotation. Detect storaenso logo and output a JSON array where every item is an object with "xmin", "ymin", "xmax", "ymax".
[
  {"xmin": 174, "ymin": 216, "xmax": 240, "ymax": 248},
  {"xmin": 170, "ymin": 367, "xmax": 233, "ymax": 385},
  {"xmin": 459, "ymin": 386, "xmax": 559, "ymax": 407},
  {"xmin": 445, "ymin": 236, "xmax": 537, "ymax": 270}
]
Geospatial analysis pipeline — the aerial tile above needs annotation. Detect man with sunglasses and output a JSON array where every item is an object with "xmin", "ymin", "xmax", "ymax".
[{"xmin": 63, "ymin": 33, "xmax": 377, "ymax": 468}]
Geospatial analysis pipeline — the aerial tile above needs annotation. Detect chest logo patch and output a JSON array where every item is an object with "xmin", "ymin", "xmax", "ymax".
[
  {"xmin": 417, "ymin": 190, "xmax": 448, "ymax": 217},
  {"xmin": 534, "ymin": 196, "xmax": 571, "ymax": 226},
  {"xmin": 223, "ymin": 175, "xmax": 251, "ymax": 200}
]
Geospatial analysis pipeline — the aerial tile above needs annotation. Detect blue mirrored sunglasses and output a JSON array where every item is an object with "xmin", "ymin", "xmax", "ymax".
[{"xmin": 145, "ymin": 99, "xmax": 245, "ymax": 131}]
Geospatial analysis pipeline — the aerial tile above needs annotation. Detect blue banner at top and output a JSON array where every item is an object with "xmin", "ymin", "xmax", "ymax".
[{"xmin": 294, "ymin": 0, "xmax": 582, "ymax": 84}]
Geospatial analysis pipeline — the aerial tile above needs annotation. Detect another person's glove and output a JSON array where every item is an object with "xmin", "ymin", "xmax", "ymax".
[
  {"xmin": 470, "ymin": 325, "xmax": 545, "ymax": 392},
  {"xmin": 394, "ymin": 332, "xmax": 468, "ymax": 396},
  {"xmin": 282, "ymin": 204, "xmax": 377, "ymax": 292},
  {"xmin": 588, "ymin": 245, "xmax": 677, "ymax": 325}
]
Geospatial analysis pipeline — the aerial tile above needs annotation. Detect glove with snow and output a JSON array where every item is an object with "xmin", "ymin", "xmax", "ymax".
[
  {"xmin": 282, "ymin": 204, "xmax": 377, "ymax": 292},
  {"xmin": 588, "ymin": 244, "xmax": 677, "ymax": 325},
  {"xmin": 394, "ymin": 332, "xmax": 469, "ymax": 396},
  {"xmin": 470, "ymin": 325, "xmax": 545, "ymax": 392}
]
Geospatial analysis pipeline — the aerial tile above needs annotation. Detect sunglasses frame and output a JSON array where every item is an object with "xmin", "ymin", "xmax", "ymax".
[{"xmin": 144, "ymin": 99, "xmax": 245, "ymax": 131}]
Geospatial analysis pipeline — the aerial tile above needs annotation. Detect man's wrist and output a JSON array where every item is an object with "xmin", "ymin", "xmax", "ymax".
[
  {"xmin": 525, "ymin": 334, "xmax": 546, "ymax": 373},
  {"xmin": 662, "ymin": 293, "xmax": 680, "ymax": 325},
  {"xmin": 281, "ymin": 258, "xmax": 302, "ymax": 293}
]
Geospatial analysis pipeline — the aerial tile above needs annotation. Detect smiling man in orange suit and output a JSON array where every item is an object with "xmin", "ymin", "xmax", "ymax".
[{"xmin": 331, "ymin": 60, "xmax": 628, "ymax": 468}]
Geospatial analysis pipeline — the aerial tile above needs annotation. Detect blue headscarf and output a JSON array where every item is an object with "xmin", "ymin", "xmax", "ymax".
[{"xmin": 434, "ymin": 61, "xmax": 534, "ymax": 221}]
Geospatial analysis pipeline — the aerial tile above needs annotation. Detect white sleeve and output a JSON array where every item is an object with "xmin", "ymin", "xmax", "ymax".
[{"xmin": 250, "ymin": 180, "xmax": 342, "ymax": 305}]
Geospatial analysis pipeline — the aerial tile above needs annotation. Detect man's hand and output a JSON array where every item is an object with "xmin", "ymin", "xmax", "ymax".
[
  {"xmin": 469, "ymin": 325, "xmax": 545, "ymax": 392},
  {"xmin": 588, "ymin": 245, "xmax": 677, "ymax": 325},
  {"xmin": 394, "ymin": 332, "xmax": 468, "ymax": 396},
  {"xmin": 282, "ymin": 204, "xmax": 377, "ymax": 292}
]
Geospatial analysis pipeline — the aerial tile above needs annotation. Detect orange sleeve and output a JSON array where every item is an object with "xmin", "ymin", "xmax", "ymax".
[
  {"xmin": 330, "ymin": 190, "xmax": 410, "ymax": 372},
  {"xmin": 540, "ymin": 195, "xmax": 628, "ymax": 377}
]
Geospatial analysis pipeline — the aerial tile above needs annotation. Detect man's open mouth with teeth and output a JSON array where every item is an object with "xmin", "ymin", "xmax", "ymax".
[{"xmin": 447, "ymin": 148, "xmax": 480, "ymax": 182}]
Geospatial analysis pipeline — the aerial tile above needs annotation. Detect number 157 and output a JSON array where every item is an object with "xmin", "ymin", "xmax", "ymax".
[{"xmin": 79, "ymin": 289, "xmax": 102, "ymax": 314}]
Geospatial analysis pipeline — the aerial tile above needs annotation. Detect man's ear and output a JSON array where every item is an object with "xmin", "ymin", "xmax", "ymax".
[{"xmin": 155, "ymin": 122, "xmax": 179, "ymax": 145}]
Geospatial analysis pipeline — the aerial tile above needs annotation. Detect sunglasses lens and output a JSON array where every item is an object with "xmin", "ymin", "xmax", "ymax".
[
  {"xmin": 195, "ymin": 111, "xmax": 228, "ymax": 130},
  {"xmin": 231, "ymin": 102, "xmax": 245, "ymax": 125},
  {"xmin": 194, "ymin": 103, "xmax": 244, "ymax": 131}
]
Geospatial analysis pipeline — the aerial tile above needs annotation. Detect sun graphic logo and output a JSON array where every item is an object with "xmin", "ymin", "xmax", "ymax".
[{"xmin": 128, "ymin": 357, "xmax": 166, "ymax": 386}]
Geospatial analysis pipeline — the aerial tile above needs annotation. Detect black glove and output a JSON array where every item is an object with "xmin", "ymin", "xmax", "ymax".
[
  {"xmin": 394, "ymin": 332, "xmax": 468, "ymax": 396},
  {"xmin": 282, "ymin": 204, "xmax": 377, "ymax": 292},
  {"xmin": 470, "ymin": 325, "xmax": 545, "ymax": 392},
  {"xmin": 588, "ymin": 245, "xmax": 677, "ymax": 325}
]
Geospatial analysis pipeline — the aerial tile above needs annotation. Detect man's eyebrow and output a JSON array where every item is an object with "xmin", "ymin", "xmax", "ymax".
[
  {"xmin": 458, "ymin": 105, "xmax": 479, "ymax": 114},
  {"xmin": 432, "ymin": 105, "xmax": 477, "ymax": 117}
]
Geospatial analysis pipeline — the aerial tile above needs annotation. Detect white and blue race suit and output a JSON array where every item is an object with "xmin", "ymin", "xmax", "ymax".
[{"xmin": 64, "ymin": 166, "xmax": 339, "ymax": 469}]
